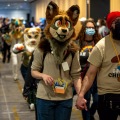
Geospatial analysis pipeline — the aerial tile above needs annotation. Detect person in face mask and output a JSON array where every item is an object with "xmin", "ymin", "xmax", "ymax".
[
  {"xmin": 76, "ymin": 11, "xmax": 120, "ymax": 120},
  {"xmin": 76, "ymin": 19, "xmax": 101, "ymax": 120},
  {"xmin": 85, "ymin": 27, "xmax": 95, "ymax": 36}
]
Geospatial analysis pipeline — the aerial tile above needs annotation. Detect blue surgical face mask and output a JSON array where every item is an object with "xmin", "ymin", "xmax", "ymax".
[{"xmin": 85, "ymin": 28, "xmax": 95, "ymax": 36}]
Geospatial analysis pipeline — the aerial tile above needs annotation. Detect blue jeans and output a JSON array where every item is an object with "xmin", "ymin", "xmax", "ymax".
[{"xmin": 36, "ymin": 98, "xmax": 73, "ymax": 120}]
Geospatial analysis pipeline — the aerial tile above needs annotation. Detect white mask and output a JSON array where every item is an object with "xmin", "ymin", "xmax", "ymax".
[{"xmin": 96, "ymin": 22, "xmax": 100, "ymax": 26}]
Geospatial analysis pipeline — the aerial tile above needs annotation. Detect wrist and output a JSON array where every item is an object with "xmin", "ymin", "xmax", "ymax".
[
  {"xmin": 40, "ymin": 73, "xmax": 44, "ymax": 79},
  {"xmin": 78, "ymin": 92, "xmax": 84, "ymax": 98}
]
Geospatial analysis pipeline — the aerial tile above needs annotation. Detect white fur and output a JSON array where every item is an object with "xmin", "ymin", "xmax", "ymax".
[{"xmin": 24, "ymin": 28, "xmax": 40, "ymax": 52}]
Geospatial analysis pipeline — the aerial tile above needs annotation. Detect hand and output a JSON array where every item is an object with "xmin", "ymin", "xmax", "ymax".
[
  {"xmin": 42, "ymin": 74, "xmax": 54, "ymax": 86},
  {"xmin": 16, "ymin": 44, "xmax": 24, "ymax": 51},
  {"xmin": 75, "ymin": 95, "xmax": 87, "ymax": 111},
  {"xmin": 13, "ymin": 43, "xmax": 24, "ymax": 53}
]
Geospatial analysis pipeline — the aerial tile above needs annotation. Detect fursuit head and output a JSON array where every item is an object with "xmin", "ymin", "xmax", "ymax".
[
  {"xmin": 10, "ymin": 18, "xmax": 25, "ymax": 42},
  {"xmin": 2, "ymin": 18, "xmax": 25, "ymax": 46},
  {"xmin": 24, "ymin": 27, "xmax": 41, "ymax": 53},
  {"xmin": 10, "ymin": 18, "xmax": 25, "ymax": 31},
  {"xmin": 44, "ymin": 1, "xmax": 80, "ymax": 64}
]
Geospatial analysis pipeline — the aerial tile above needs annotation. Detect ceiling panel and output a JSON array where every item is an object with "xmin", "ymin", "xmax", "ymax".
[
  {"xmin": 0, "ymin": 0, "xmax": 36, "ymax": 10},
  {"xmin": 0, "ymin": 0, "xmax": 34, "ymax": 2},
  {"xmin": 0, "ymin": 3, "xmax": 30, "ymax": 10}
]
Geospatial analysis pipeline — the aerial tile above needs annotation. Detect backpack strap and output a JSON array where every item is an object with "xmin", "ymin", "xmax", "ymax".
[
  {"xmin": 41, "ymin": 52, "xmax": 47, "ymax": 72},
  {"xmin": 69, "ymin": 51, "xmax": 76, "ymax": 72}
]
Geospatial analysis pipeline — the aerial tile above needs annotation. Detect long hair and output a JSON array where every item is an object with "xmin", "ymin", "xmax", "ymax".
[
  {"xmin": 76, "ymin": 19, "xmax": 101, "ymax": 50},
  {"xmin": 99, "ymin": 18, "xmax": 106, "ymax": 26}
]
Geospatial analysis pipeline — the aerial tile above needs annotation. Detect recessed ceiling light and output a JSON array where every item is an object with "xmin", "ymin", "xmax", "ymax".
[
  {"xmin": 24, "ymin": 0, "xmax": 27, "ymax": 1},
  {"xmin": 8, "ymin": 4, "xmax": 10, "ymax": 6}
]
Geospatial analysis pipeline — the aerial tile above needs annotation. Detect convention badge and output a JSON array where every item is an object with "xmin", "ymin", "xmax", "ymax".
[
  {"xmin": 80, "ymin": 52, "xmax": 86, "ymax": 56},
  {"xmin": 62, "ymin": 62, "xmax": 69, "ymax": 71},
  {"xmin": 52, "ymin": 78, "xmax": 68, "ymax": 94}
]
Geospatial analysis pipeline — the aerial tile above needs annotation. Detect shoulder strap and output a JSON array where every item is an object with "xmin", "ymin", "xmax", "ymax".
[
  {"xmin": 41, "ymin": 52, "xmax": 47, "ymax": 72},
  {"xmin": 71, "ymin": 51, "xmax": 75, "ymax": 60},
  {"xmin": 69, "ymin": 51, "xmax": 76, "ymax": 71},
  {"xmin": 64, "ymin": 50, "xmax": 75, "ymax": 60}
]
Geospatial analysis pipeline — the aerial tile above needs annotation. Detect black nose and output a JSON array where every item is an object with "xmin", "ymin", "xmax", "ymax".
[{"xmin": 62, "ymin": 29, "xmax": 67, "ymax": 33}]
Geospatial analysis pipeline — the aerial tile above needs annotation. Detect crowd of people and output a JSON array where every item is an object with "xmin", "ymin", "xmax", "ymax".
[{"xmin": 0, "ymin": 1, "xmax": 120, "ymax": 120}]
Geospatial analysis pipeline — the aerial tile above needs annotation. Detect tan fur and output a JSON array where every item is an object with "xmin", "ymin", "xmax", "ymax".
[{"xmin": 9, "ymin": 18, "xmax": 25, "ymax": 43}]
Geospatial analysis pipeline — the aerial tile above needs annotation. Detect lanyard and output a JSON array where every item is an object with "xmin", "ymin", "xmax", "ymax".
[{"xmin": 110, "ymin": 37, "xmax": 120, "ymax": 65}]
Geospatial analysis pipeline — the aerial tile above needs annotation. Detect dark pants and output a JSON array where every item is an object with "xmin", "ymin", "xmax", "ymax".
[
  {"xmin": 82, "ymin": 80, "xmax": 98, "ymax": 120},
  {"xmin": 36, "ymin": 98, "xmax": 73, "ymax": 120},
  {"xmin": 98, "ymin": 94, "xmax": 120, "ymax": 120},
  {"xmin": 20, "ymin": 64, "xmax": 28, "ymax": 81},
  {"xmin": 2, "ymin": 41, "xmax": 11, "ymax": 63}
]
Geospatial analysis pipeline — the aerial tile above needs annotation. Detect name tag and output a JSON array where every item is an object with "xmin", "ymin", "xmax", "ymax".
[
  {"xmin": 54, "ymin": 86, "xmax": 65, "ymax": 94},
  {"xmin": 62, "ymin": 62, "xmax": 69, "ymax": 71},
  {"xmin": 53, "ymin": 78, "xmax": 68, "ymax": 94}
]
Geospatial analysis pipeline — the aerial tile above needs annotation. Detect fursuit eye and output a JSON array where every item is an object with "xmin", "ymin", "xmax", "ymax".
[
  {"xmin": 55, "ymin": 20, "xmax": 61, "ymax": 27},
  {"xmin": 28, "ymin": 35, "xmax": 32, "ymax": 38},
  {"xmin": 66, "ymin": 21, "xmax": 71, "ymax": 28},
  {"xmin": 34, "ymin": 35, "xmax": 38, "ymax": 38}
]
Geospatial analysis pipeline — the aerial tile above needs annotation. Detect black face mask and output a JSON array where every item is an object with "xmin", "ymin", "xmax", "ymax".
[{"xmin": 111, "ymin": 22, "xmax": 120, "ymax": 40}]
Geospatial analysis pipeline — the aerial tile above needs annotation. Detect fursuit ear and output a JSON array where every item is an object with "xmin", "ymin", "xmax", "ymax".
[
  {"xmin": 24, "ymin": 28, "xmax": 30, "ymax": 34},
  {"xmin": 36, "ymin": 28, "xmax": 41, "ymax": 33},
  {"xmin": 46, "ymin": 1, "xmax": 59, "ymax": 24},
  {"xmin": 67, "ymin": 5, "xmax": 80, "ymax": 26}
]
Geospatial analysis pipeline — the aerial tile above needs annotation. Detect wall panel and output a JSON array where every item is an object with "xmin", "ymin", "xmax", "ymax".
[
  {"xmin": 31, "ymin": 0, "xmax": 86, "ymax": 22},
  {"xmin": 110, "ymin": 0, "xmax": 120, "ymax": 11},
  {"xmin": 90, "ymin": 0, "xmax": 110, "ymax": 22}
]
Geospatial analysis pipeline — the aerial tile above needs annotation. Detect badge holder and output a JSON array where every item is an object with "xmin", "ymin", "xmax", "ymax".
[
  {"xmin": 117, "ymin": 65, "xmax": 120, "ymax": 82},
  {"xmin": 52, "ymin": 78, "xmax": 68, "ymax": 94}
]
